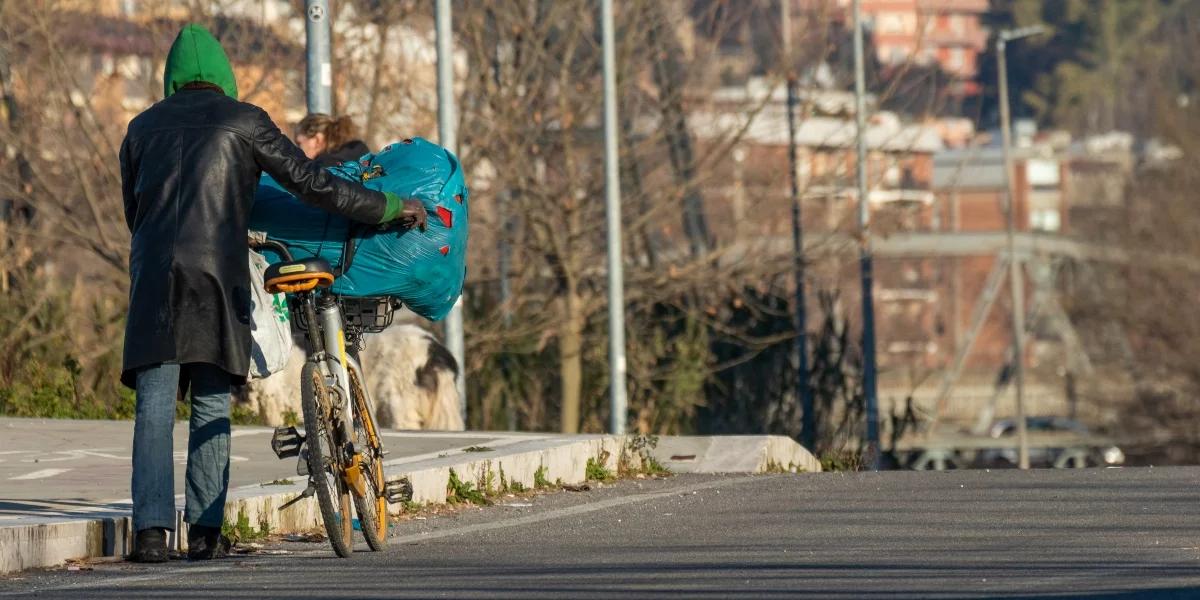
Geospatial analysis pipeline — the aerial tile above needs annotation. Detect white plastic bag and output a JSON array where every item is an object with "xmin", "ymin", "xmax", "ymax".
[{"xmin": 248, "ymin": 249, "xmax": 295, "ymax": 379}]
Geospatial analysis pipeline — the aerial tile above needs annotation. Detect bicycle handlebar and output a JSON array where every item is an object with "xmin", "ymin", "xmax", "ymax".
[{"xmin": 249, "ymin": 238, "xmax": 294, "ymax": 262}]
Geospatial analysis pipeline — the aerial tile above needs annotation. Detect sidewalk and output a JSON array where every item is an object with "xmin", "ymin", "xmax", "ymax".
[{"xmin": 0, "ymin": 417, "xmax": 818, "ymax": 573}]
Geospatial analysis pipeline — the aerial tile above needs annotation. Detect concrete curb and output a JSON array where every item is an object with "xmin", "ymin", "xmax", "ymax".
[{"xmin": 0, "ymin": 434, "xmax": 816, "ymax": 574}]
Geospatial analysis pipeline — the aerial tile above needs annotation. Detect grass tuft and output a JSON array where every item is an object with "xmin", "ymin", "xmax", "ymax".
[
  {"xmin": 533, "ymin": 465, "xmax": 551, "ymax": 489},
  {"xmin": 221, "ymin": 507, "xmax": 270, "ymax": 544},
  {"xmin": 586, "ymin": 451, "xmax": 615, "ymax": 482},
  {"xmin": 446, "ymin": 468, "xmax": 490, "ymax": 505}
]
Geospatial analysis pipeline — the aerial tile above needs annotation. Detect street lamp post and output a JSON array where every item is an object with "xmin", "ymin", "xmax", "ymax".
[
  {"xmin": 436, "ymin": 0, "xmax": 466, "ymax": 423},
  {"xmin": 852, "ymin": 0, "xmax": 880, "ymax": 466},
  {"xmin": 304, "ymin": 0, "xmax": 332, "ymax": 114},
  {"xmin": 782, "ymin": 0, "xmax": 814, "ymax": 451},
  {"xmin": 601, "ymin": 0, "xmax": 628, "ymax": 435},
  {"xmin": 996, "ymin": 25, "xmax": 1044, "ymax": 471}
]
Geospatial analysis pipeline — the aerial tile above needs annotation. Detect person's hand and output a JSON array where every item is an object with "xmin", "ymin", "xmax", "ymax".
[
  {"xmin": 398, "ymin": 199, "xmax": 427, "ymax": 232},
  {"xmin": 382, "ymin": 192, "xmax": 427, "ymax": 231}
]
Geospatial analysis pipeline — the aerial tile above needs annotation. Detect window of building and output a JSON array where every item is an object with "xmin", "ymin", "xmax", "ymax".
[
  {"xmin": 879, "ymin": 12, "xmax": 906, "ymax": 33},
  {"xmin": 950, "ymin": 14, "xmax": 965, "ymax": 35},
  {"xmin": 1031, "ymin": 208, "xmax": 1061, "ymax": 232},
  {"xmin": 948, "ymin": 47, "xmax": 965, "ymax": 70}
]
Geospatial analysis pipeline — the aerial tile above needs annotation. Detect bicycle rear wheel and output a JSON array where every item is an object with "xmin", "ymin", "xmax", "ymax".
[
  {"xmin": 300, "ymin": 361, "xmax": 354, "ymax": 557},
  {"xmin": 348, "ymin": 363, "xmax": 388, "ymax": 551}
]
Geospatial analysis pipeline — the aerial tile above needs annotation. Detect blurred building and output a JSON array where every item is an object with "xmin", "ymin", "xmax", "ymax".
[
  {"xmin": 691, "ymin": 76, "xmax": 1107, "ymax": 421},
  {"xmin": 797, "ymin": 0, "xmax": 989, "ymax": 96},
  {"xmin": 693, "ymin": 78, "xmax": 948, "ymax": 375},
  {"xmin": 46, "ymin": 3, "xmax": 304, "ymax": 128}
]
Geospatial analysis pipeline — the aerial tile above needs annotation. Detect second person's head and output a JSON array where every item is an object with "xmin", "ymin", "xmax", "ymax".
[{"xmin": 295, "ymin": 113, "xmax": 358, "ymax": 159}]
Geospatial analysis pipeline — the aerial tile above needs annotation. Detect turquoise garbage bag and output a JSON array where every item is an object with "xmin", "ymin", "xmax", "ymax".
[{"xmin": 248, "ymin": 138, "xmax": 468, "ymax": 321}]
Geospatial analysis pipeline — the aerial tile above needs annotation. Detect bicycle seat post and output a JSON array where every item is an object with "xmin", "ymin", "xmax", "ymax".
[{"xmin": 315, "ymin": 293, "xmax": 354, "ymax": 436}]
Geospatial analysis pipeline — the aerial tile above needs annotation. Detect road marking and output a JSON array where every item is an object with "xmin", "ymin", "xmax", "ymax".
[
  {"xmin": 9, "ymin": 468, "xmax": 72, "ymax": 480},
  {"xmin": 231, "ymin": 429, "xmax": 271, "ymax": 438},
  {"xmin": 16, "ymin": 448, "xmax": 125, "ymax": 463}
]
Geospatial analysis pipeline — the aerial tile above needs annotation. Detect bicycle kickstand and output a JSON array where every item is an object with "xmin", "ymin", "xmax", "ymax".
[{"xmin": 278, "ymin": 482, "xmax": 317, "ymax": 512}]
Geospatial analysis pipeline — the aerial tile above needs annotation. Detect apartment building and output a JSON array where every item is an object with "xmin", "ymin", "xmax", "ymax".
[{"xmin": 797, "ymin": 0, "xmax": 989, "ymax": 95}]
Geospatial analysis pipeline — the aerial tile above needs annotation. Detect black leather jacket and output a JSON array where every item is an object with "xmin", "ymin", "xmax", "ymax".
[{"xmin": 119, "ymin": 88, "xmax": 388, "ymax": 387}]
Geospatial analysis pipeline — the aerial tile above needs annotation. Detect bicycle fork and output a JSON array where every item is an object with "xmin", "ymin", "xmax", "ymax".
[{"xmin": 314, "ymin": 297, "xmax": 369, "ymax": 498}]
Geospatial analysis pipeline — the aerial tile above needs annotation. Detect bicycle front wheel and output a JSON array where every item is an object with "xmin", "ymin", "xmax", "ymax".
[
  {"xmin": 348, "ymin": 363, "xmax": 388, "ymax": 551},
  {"xmin": 300, "ymin": 361, "xmax": 354, "ymax": 558}
]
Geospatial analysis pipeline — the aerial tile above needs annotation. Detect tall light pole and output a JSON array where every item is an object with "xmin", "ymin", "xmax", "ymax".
[
  {"xmin": 996, "ymin": 25, "xmax": 1044, "ymax": 471},
  {"xmin": 436, "ymin": 0, "xmax": 466, "ymax": 423},
  {"xmin": 852, "ymin": 0, "xmax": 880, "ymax": 464},
  {"xmin": 782, "ymin": 0, "xmax": 814, "ymax": 450},
  {"xmin": 304, "ymin": 0, "xmax": 332, "ymax": 113},
  {"xmin": 601, "ymin": 0, "xmax": 628, "ymax": 435}
]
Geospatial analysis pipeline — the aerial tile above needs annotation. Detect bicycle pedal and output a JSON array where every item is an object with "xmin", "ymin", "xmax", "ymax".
[
  {"xmin": 383, "ymin": 477, "xmax": 413, "ymax": 505},
  {"xmin": 278, "ymin": 482, "xmax": 316, "ymax": 512},
  {"xmin": 270, "ymin": 426, "xmax": 304, "ymax": 459}
]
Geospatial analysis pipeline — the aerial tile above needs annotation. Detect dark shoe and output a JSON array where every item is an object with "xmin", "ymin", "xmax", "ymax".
[
  {"xmin": 186, "ymin": 524, "xmax": 231, "ymax": 560},
  {"xmin": 128, "ymin": 528, "xmax": 169, "ymax": 563}
]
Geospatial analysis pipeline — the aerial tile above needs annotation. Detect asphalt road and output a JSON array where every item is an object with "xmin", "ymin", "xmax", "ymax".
[{"xmin": 3, "ymin": 467, "xmax": 1199, "ymax": 599}]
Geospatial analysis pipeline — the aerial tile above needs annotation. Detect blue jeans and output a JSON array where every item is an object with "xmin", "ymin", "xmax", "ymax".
[{"xmin": 132, "ymin": 363, "xmax": 231, "ymax": 532}]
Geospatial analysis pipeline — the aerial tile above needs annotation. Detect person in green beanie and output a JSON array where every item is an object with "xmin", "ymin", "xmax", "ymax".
[{"xmin": 120, "ymin": 24, "xmax": 425, "ymax": 563}]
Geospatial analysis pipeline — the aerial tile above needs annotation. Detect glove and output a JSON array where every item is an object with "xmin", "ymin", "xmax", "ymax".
[{"xmin": 381, "ymin": 192, "xmax": 427, "ymax": 232}]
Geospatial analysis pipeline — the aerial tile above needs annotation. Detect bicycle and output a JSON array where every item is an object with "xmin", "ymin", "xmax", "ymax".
[{"xmin": 252, "ymin": 239, "xmax": 412, "ymax": 558}]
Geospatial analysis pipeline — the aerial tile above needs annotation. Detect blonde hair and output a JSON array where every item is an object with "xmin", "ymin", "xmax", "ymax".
[{"xmin": 295, "ymin": 113, "xmax": 358, "ymax": 152}]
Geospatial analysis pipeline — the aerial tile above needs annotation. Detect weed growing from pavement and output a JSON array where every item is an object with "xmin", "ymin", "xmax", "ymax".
[
  {"xmin": 482, "ymin": 465, "xmax": 498, "ymax": 495},
  {"xmin": 763, "ymin": 460, "xmax": 806, "ymax": 474},
  {"xmin": 446, "ymin": 468, "xmax": 490, "ymax": 505},
  {"xmin": 586, "ymin": 452, "xmax": 615, "ymax": 482},
  {"xmin": 533, "ymin": 465, "xmax": 551, "ymax": 489},
  {"xmin": 819, "ymin": 450, "xmax": 864, "ymax": 472},
  {"xmin": 374, "ymin": 454, "xmax": 677, "ymax": 530},
  {"xmin": 260, "ymin": 478, "xmax": 294, "ymax": 486},
  {"xmin": 221, "ymin": 507, "xmax": 270, "ymax": 544},
  {"xmin": 463, "ymin": 446, "xmax": 493, "ymax": 453},
  {"xmin": 619, "ymin": 435, "xmax": 671, "ymax": 478}
]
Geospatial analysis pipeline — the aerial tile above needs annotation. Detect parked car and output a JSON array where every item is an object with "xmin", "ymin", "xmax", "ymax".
[{"xmin": 976, "ymin": 416, "xmax": 1125, "ymax": 468}]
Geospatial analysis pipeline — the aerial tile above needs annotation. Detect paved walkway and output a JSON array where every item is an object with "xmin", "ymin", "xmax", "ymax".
[{"xmin": 0, "ymin": 417, "xmax": 538, "ymax": 522}]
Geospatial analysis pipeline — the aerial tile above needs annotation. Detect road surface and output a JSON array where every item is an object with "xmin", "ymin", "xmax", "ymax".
[{"xmin": 2, "ymin": 467, "xmax": 1198, "ymax": 598}]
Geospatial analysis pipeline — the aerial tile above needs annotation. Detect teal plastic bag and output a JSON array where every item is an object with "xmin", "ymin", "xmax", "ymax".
[{"xmin": 248, "ymin": 138, "xmax": 468, "ymax": 321}]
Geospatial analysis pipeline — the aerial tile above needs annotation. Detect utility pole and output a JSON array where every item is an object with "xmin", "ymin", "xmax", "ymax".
[
  {"xmin": 781, "ymin": 1, "xmax": 814, "ymax": 450},
  {"xmin": 436, "ymin": 0, "xmax": 467, "ymax": 423},
  {"xmin": 852, "ymin": 0, "xmax": 880, "ymax": 465},
  {"xmin": 996, "ymin": 25, "xmax": 1044, "ymax": 471},
  {"xmin": 601, "ymin": 0, "xmax": 628, "ymax": 435},
  {"xmin": 304, "ymin": 0, "xmax": 332, "ymax": 113}
]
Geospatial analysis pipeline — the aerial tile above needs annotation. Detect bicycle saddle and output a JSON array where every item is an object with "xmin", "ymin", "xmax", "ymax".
[{"xmin": 264, "ymin": 257, "xmax": 335, "ymax": 294}]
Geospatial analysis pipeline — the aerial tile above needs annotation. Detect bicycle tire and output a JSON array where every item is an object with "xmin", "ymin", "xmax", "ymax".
[
  {"xmin": 300, "ymin": 361, "xmax": 355, "ymax": 558},
  {"xmin": 348, "ymin": 364, "xmax": 388, "ymax": 551}
]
